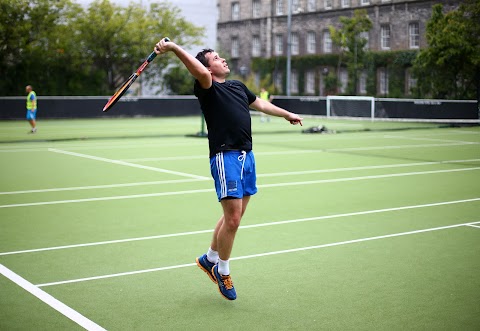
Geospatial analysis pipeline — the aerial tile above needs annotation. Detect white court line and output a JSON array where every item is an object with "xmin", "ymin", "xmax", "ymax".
[
  {"xmin": 48, "ymin": 148, "xmax": 209, "ymax": 180},
  {"xmin": 121, "ymin": 142, "xmax": 478, "ymax": 162},
  {"xmin": 35, "ymin": 221, "xmax": 480, "ymax": 288},
  {"xmin": 1, "ymin": 167, "xmax": 479, "ymax": 209},
  {"xmin": 1, "ymin": 197, "xmax": 479, "ymax": 256},
  {"xmin": 465, "ymin": 224, "xmax": 480, "ymax": 229},
  {"xmin": 0, "ymin": 141, "xmax": 207, "ymax": 153},
  {"xmin": 384, "ymin": 135, "xmax": 478, "ymax": 144},
  {"xmin": 3, "ymin": 158, "xmax": 479, "ymax": 196},
  {"xmin": 327, "ymin": 142, "xmax": 477, "ymax": 152},
  {"xmin": 0, "ymin": 178, "xmax": 208, "ymax": 195},
  {"xmin": 257, "ymin": 158, "xmax": 480, "ymax": 178},
  {"xmin": 0, "ymin": 264, "xmax": 106, "ymax": 330}
]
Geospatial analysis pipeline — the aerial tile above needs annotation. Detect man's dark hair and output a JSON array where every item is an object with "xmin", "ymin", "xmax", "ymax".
[{"xmin": 196, "ymin": 48, "xmax": 214, "ymax": 67}]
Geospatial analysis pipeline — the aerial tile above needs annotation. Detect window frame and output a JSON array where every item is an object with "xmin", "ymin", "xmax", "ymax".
[
  {"xmin": 231, "ymin": 2, "xmax": 240, "ymax": 20},
  {"xmin": 409, "ymin": 22, "xmax": 420, "ymax": 49},
  {"xmin": 231, "ymin": 36, "xmax": 240, "ymax": 58},
  {"xmin": 307, "ymin": 31, "xmax": 316, "ymax": 54},
  {"xmin": 380, "ymin": 25, "xmax": 391, "ymax": 50},
  {"xmin": 323, "ymin": 30, "xmax": 332, "ymax": 53},
  {"xmin": 252, "ymin": 35, "xmax": 261, "ymax": 57}
]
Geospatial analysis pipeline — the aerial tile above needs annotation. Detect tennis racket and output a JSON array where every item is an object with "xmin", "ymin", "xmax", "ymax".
[{"xmin": 102, "ymin": 37, "xmax": 170, "ymax": 112}]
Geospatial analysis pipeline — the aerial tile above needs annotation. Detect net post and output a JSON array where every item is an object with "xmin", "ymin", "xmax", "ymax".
[
  {"xmin": 371, "ymin": 96, "xmax": 375, "ymax": 122},
  {"xmin": 186, "ymin": 112, "xmax": 208, "ymax": 138},
  {"xmin": 326, "ymin": 96, "xmax": 331, "ymax": 118}
]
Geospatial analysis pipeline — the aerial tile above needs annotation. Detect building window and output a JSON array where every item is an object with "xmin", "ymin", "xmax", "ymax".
[
  {"xmin": 324, "ymin": 0, "xmax": 332, "ymax": 10},
  {"xmin": 274, "ymin": 72, "xmax": 283, "ymax": 92},
  {"xmin": 379, "ymin": 67, "xmax": 389, "ymax": 95},
  {"xmin": 231, "ymin": 2, "xmax": 240, "ymax": 20},
  {"xmin": 409, "ymin": 22, "xmax": 420, "ymax": 49},
  {"xmin": 291, "ymin": 70, "xmax": 299, "ymax": 94},
  {"xmin": 381, "ymin": 25, "xmax": 391, "ymax": 50},
  {"xmin": 275, "ymin": 34, "xmax": 283, "ymax": 55},
  {"xmin": 339, "ymin": 68, "xmax": 348, "ymax": 94},
  {"xmin": 307, "ymin": 31, "xmax": 316, "ymax": 54},
  {"xmin": 323, "ymin": 30, "xmax": 332, "ymax": 53},
  {"xmin": 359, "ymin": 31, "xmax": 369, "ymax": 50},
  {"xmin": 292, "ymin": 0, "xmax": 301, "ymax": 13},
  {"xmin": 252, "ymin": 35, "xmax": 261, "ymax": 57},
  {"xmin": 254, "ymin": 71, "xmax": 260, "ymax": 88},
  {"xmin": 307, "ymin": 0, "xmax": 316, "ymax": 11},
  {"xmin": 231, "ymin": 37, "xmax": 239, "ymax": 58},
  {"xmin": 361, "ymin": 0, "xmax": 370, "ymax": 5},
  {"xmin": 305, "ymin": 71, "xmax": 315, "ymax": 94},
  {"xmin": 291, "ymin": 32, "xmax": 299, "ymax": 55},
  {"xmin": 276, "ymin": 0, "xmax": 284, "ymax": 15},
  {"xmin": 359, "ymin": 70, "xmax": 367, "ymax": 94},
  {"xmin": 252, "ymin": 0, "xmax": 261, "ymax": 18},
  {"xmin": 406, "ymin": 69, "xmax": 417, "ymax": 94},
  {"xmin": 342, "ymin": 0, "xmax": 350, "ymax": 8}
]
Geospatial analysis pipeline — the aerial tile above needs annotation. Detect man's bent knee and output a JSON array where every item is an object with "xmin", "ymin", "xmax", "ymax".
[
  {"xmin": 221, "ymin": 198, "xmax": 243, "ymax": 231},
  {"xmin": 223, "ymin": 213, "xmax": 242, "ymax": 231}
]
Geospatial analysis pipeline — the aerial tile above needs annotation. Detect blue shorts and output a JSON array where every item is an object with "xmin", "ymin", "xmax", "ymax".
[
  {"xmin": 26, "ymin": 109, "xmax": 37, "ymax": 120},
  {"xmin": 210, "ymin": 150, "xmax": 257, "ymax": 201}
]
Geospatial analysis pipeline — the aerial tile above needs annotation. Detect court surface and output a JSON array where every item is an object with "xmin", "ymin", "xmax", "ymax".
[{"xmin": 1, "ymin": 117, "xmax": 479, "ymax": 330}]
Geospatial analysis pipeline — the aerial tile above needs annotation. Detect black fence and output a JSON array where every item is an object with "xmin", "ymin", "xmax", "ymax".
[
  {"xmin": 0, "ymin": 96, "xmax": 200, "ymax": 120},
  {"xmin": 0, "ymin": 95, "xmax": 478, "ymax": 120}
]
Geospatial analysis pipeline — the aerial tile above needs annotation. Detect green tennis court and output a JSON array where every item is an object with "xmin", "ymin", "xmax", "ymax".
[{"xmin": 1, "ymin": 117, "xmax": 479, "ymax": 330}]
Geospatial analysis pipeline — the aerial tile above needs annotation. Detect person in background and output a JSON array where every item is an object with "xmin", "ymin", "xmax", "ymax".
[
  {"xmin": 259, "ymin": 87, "xmax": 273, "ymax": 122},
  {"xmin": 25, "ymin": 85, "xmax": 37, "ymax": 133}
]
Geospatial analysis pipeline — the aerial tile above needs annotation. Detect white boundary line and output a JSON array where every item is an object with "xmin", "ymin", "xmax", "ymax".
[
  {"xmin": 1, "ymin": 167, "xmax": 479, "ymax": 209},
  {"xmin": 1, "ymin": 197, "xmax": 478, "ymax": 256},
  {"xmin": 35, "ymin": 221, "xmax": 480, "ymax": 288},
  {"xmin": 465, "ymin": 224, "xmax": 480, "ymax": 229},
  {"xmin": 383, "ymin": 135, "xmax": 478, "ymax": 144},
  {"xmin": 48, "ymin": 148, "xmax": 209, "ymax": 180},
  {"xmin": 257, "ymin": 158, "xmax": 480, "ymax": 178},
  {"xmin": 0, "ymin": 178, "xmax": 208, "ymax": 195},
  {"xmin": 2, "ymin": 158, "xmax": 479, "ymax": 196},
  {"xmin": 120, "ymin": 142, "xmax": 479, "ymax": 162},
  {"xmin": 0, "ymin": 264, "xmax": 106, "ymax": 330}
]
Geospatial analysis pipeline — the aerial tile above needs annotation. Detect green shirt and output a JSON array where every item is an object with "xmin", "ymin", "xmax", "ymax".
[{"xmin": 26, "ymin": 91, "xmax": 37, "ymax": 110}]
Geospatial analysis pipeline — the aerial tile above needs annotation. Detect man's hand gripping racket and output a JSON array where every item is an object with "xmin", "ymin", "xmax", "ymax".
[{"xmin": 102, "ymin": 37, "xmax": 170, "ymax": 112}]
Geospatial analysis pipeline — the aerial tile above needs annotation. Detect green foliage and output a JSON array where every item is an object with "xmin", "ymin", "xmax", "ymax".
[
  {"xmin": 0, "ymin": 0, "xmax": 204, "ymax": 96},
  {"xmin": 252, "ymin": 49, "xmax": 417, "ymax": 97},
  {"xmin": 162, "ymin": 63, "xmax": 195, "ymax": 95},
  {"xmin": 329, "ymin": 9, "xmax": 373, "ymax": 94},
  {"xmin": 412, "ymin": 1, "xmax": 480, "ymax": 99}
]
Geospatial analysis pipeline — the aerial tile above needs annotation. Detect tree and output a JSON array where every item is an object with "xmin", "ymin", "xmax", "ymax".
[
  {"xmin": 72, "ymin": 0, "xmax": 205, "ymax": 95},
  {"xmin": 0, "ymin": 0, "xmax": 205, "ymax": 96},
  {"xmin": 412, "ymin": 0, "xmax": 480, "ymax": 99},
  {"xmin": 329, "ymin": 9, "xmax": 372, "ymax": 95},
  {"xmin": 0, "ymin": 0, "xmax": 82, "ymax": 95},
  {"xmin": 162, "ymin": 63, "xmax": 195, "ymax": 95}
]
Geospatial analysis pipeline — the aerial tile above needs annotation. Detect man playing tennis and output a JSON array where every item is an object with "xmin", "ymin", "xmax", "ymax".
[{"xmin": 154, "ymin": 38, "xmax": 303, "ymax": 301}]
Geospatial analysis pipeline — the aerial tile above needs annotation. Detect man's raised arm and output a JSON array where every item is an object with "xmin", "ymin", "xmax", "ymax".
[{"xmin": 154, "ymin": 38, "xmax": 212, "ymax": 89}]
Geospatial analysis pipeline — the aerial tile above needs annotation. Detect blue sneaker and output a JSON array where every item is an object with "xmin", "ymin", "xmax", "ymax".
[
  {"xmin": 212, "ymin": 265, "xmax": 237, "ymax": 300},
  {"xmin": 196, "ymin": 254, "xmax": 216, "ymax": 283}
]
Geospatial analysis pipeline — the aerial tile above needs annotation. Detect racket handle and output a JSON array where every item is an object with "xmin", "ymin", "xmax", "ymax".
[{"xmin": 149, "ymin": 37, "xmax": 170, "ymax": 62}]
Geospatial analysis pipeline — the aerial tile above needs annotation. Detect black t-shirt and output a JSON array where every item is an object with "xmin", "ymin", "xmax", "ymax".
[{"xmin": 194, "ymin": 80, "xmax": 257, "ymax": 157}]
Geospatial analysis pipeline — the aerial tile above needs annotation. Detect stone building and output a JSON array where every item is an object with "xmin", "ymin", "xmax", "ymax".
[{"xmin": 216, "ymin": 0, "xmax": 460, "ymax": 96}]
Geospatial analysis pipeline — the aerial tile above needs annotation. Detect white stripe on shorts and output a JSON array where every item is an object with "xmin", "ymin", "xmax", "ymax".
[{"xmin": 216, "ymin": 152, "xmax": 227, "ymax": 199}]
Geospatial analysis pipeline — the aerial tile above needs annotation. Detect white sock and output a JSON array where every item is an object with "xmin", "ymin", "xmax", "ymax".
[
  {"xmin": 218, "ymin": 258, "xmax": 230, "ymax": 276},
  {"xmin": 206, "ymin": 247, "xmax": 219, "ymax": 264}
]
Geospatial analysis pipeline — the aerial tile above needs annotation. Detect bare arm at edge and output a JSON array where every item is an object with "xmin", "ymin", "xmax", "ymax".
[
  {"xmin": 154, "ymin": 38, "xmax": 212, "ymax": 89},
  {"xmin": 250, "ymin": 98, "xmax": 303, "ymax": 126}
]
